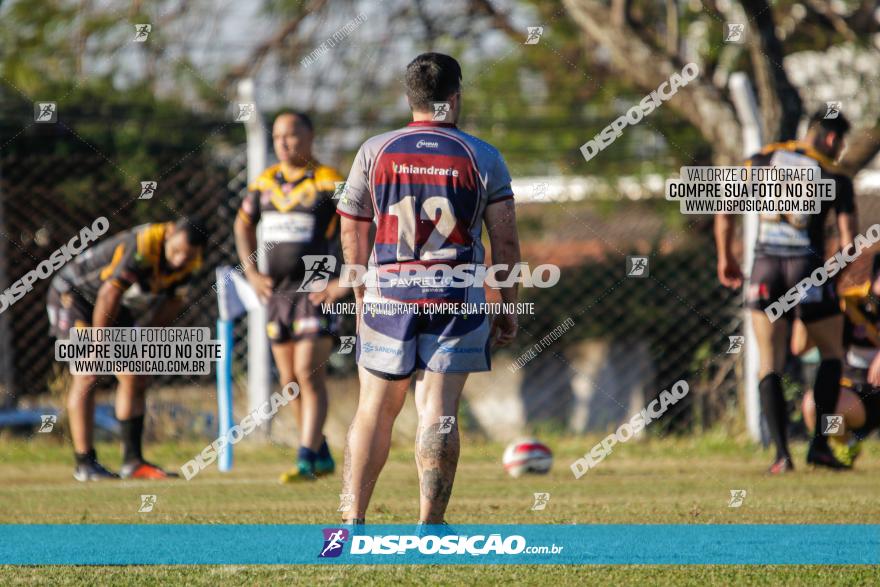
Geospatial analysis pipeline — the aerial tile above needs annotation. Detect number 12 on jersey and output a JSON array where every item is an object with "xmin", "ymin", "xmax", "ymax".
[{"xmin": 386, "ymin": 195, "xmax": 458, "ymax": 261}]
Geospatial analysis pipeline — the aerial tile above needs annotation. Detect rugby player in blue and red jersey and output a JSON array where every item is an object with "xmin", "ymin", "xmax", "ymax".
[{"xmin": 336, "ymin": 53, "xmax": 521, "ymax": 525}]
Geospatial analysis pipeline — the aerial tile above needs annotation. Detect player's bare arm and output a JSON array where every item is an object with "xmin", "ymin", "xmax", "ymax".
[
  {"xmin": 91, "ymin": 280, "xmax": 124, "ymax": 328},
  {"xmin": 714, "ymin": 214, "xmax": 742, "ymax": 289},
  {"xmin": 485, "ymin": 198, "xmax": 521, "ymax": 347},
  {"xmin": 339, "ymin": 216, "xmax": 370, "ymax": 293},
  {"xmin": 307, "ymin": 279, "xmax": 347, "ymax": 305},
  {"xmin": 838, "ymin": 211, "xmax": 856, "ymax": 251},
  {"xmin": 339, "ymin": 216, "xmax": 371, "ymax": 323},
  {"xmin": 866, "ymin": 352, "xmax": 880, "ymax": 387},
  {"xmin": 233, "ymin": 213, "xmax": 273, "ymax": 302}
]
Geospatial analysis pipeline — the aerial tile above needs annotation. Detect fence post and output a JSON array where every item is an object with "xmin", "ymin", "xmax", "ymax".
[
  {"xmin": 237, "ymin": 79, "xmax": 273, "ymax": 437},
  {"xmin": 0, "ymin": 164, "xmax": 15, "ymax": 409},
  {"xmin": 729, "ymin": 72, "xmax": 764, "ymax": 443}
]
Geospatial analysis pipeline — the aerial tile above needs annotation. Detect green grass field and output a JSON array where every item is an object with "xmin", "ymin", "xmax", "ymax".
[{"xmin": 1, "ymin": 433, "xmax": 879, "ymax": 585}]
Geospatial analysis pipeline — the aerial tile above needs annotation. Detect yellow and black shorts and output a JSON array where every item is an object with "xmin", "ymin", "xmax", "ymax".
[
  {"xmin": 46, "ymin": 286, "xmax": 135, "ymax": 339},
  {"xmin": 265, "ymin": 290, "xmax": 339, "ymax": 344}
]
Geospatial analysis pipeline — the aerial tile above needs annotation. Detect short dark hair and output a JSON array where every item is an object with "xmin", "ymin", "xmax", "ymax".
[
  {"xmin": 808, "ymin": 108, "xmax": 850, "ymax": 138},
  {"xmin": 275, "ymin": 109, "xmax": 314, "ymax": 132},
  {"xmin": 405, "ymin": 53, "xmax": 462, "ymax": 112},
  {"xmin": 174, "ymin": 217, "xmax": 208, "ymax": 247}
]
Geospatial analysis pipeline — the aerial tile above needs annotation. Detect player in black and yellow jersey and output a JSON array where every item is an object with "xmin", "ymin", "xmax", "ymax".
[
  {"xmin": 715, "ymin": 110, "xmax": 857, "ymax": 473},
  {"xmin": 47, "ymin": 218, "xmax": 206, "ymax": 481},
  {"xmin": 794, "ymin": 255, "xmax": 880, "ymax": 467},
  {"xmin": 233, "ymin": 111, "xmax": 349, "ymax": 482}
]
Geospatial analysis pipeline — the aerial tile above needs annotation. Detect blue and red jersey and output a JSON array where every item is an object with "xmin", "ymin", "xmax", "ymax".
[{"xmin": 337, "ymin": 121, "xmax": 514, "ymax": 304}]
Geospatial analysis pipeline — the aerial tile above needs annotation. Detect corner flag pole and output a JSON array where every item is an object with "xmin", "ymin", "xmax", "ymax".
[
  {"xmin": 729, "ymin": 72, "xmax": 764, "ymax": 443},
  {"xmin": 215, "ymin": 312, "xmax": 234, "ymax": 471},
  {"xmin": 216, "ymin": 266, "xmax": 266, "ymax": 471}
]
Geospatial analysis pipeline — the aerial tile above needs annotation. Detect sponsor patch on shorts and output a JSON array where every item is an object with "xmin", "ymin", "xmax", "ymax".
[{"xmin": 747, "ymin": 283, "xmax": 769, "ymax": 302}]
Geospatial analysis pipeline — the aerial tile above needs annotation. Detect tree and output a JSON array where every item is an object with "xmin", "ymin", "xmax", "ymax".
[{"xmin": 553, "ymin": 0, "xmax": 880, "ymax": 170}]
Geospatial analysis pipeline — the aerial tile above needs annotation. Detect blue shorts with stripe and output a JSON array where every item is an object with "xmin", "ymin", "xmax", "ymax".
[{"xmin": 356, "ymin": 304, "xmax": 491, "ymax": 376}]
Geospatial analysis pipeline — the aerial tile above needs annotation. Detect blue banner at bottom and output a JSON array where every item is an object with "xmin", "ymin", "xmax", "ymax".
[{"xmin": 1, "ymin": 524, "xmax": 877, "ymax": 565}]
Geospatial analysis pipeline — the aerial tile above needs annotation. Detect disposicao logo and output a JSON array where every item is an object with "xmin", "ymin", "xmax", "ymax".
[{"xmin": 319, "ymin": 528, "xmax": 349, "ymax": 558}]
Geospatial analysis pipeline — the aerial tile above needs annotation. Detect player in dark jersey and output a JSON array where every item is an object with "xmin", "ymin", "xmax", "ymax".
[
  {"xmin": 336, "ymin": 53, "xmax": 520, "ymax": 525},
  {"xmin": 46, "ymin": 218, "xmax": 206, "ymax": 480},
  {"xmin": 793, "ymin": 254, "xmax": 880, "ymax": 467},
  {"xmin": 715, "ymin": 110, "xmax": 857, "ymax": 473},
  {"xmin": 233, "ymin": 110, "xmax": 348, "ymax": 482}
]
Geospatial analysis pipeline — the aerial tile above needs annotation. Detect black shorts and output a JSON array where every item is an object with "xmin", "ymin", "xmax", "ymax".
[
  {"xmin": 46, "ymin": 287, "xmax": 135, "ymax": 339},
  {"xmin": 266, "ymin": 290, "xmax": 339, "ymax": 343},
  {"xmin": 841, "ymin": 365, "xmax": 880, "ymax": 436},
  {"xmin": 745, "ymin": 254, "xmax": 840, "ymax": 323}
]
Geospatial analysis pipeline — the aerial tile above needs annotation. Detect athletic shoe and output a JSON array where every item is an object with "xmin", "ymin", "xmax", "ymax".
[
  {"xmin": 279, "ymin": 460, "xmax": 317, "ymax": 483},
  {"xmin": 73, "ymin": 459, "xmax": 119, "ymax": 481},
  {"xmin": 806, "ymin": 440, "xmax": 852, "ymax": 470},
  {"xmin": 767, "ymin": 456, "xmax": 794, "ymax": 475},
  {"xmin": 830, "ymin": 437, "xmax": 863, "ymax": 468},
  {"xmin": 120, "ymin": 461, "xmax": 180, "ymax": 480},
  {"xmin": 315, "ymin": 453, "xmax": 336, "ymax": 476}
]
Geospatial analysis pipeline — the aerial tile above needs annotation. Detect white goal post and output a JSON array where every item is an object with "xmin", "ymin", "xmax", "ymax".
[
  {"xmin": 213, "ymin": 79, "xmax": 273, "ymax": 471},
  {"xmin": 729, "ymin": 72, "xmax": 764, "ymax": 443}
]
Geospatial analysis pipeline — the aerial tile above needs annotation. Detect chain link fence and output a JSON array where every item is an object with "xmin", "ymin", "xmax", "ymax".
[
  {"xmin": 489, "ymin": 200, "xmax": 741, "ymax": 435},
  {"xmin": 499, "ymin": 189, "xmax": 880, "ymax": 437},
  {"xmin": 2, "ymin": 123, "xmax": 879, "ymax": 437},
  {"xmin": 0, "ymin": 149, "xmax": 243, "ymax": 406}
]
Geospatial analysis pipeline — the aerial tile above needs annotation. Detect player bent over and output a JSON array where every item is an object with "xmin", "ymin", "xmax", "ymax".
[
  {"xmin": 47, "ymin": 218, "xmax": 206, "ymax": 480},
  {"xmin": 715, "ymin": 110, "xmax": 856, "ymax": 473},
  {"xmin": 233, "ymin": 110, "xmax": 348, "ymax": 482},
  {"xmin": 337, "ymin": 53, "xmax": 520, "ymax": 525},
  {"xmin": 793, "ymin": 256, "xmax": 880, "ymax": 467}
]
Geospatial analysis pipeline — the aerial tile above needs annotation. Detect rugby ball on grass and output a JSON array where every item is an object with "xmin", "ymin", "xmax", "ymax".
[{"xmin": 503, "ymin": 438, "xmax": 552, "ymax": 478}]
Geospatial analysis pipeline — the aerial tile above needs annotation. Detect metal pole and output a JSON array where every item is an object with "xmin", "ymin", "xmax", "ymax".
[{"xmin": 729, "ymin": 72, "xmax": 764, "ymax": 442}]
